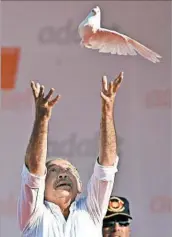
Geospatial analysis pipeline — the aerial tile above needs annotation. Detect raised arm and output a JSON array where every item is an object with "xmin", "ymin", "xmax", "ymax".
[
  {"xmin": 86, "ymin": 72, "xmax": 123, "ymax": 225},
  {"xmin": 25, "ymin": 82, "xmax": 60, "ymax": 175},
  {"xmin": 18, "ymin": 82, "xmax": 60, "ymax": 232},
  {"xmin": 99, "ymin": 72, "xmax": 123, "ymax": 166}
]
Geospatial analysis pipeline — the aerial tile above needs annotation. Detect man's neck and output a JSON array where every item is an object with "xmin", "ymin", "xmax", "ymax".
[
  {"xmin": 45, "ymin": 197, "xmax": 75, "ymax": 219},
  {"xmin": 55, "ymin": 199, "xmax": 73, "ymax": 219}
]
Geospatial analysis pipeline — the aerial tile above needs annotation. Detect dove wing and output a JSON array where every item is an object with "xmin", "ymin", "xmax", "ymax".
[{"xmin": 89, "ymin": 28, "xmax": 161, "ymax": 63}]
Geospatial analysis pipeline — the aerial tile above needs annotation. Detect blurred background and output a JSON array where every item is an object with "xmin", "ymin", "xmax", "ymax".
[{"xmin": 1, "ymin": 1, "xmax": 171, "ymax": 236}]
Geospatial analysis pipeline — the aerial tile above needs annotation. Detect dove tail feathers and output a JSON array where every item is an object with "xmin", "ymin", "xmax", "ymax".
[{"xmin": 128, "ymin": 38, "xmax": 162, "ymax": 63}]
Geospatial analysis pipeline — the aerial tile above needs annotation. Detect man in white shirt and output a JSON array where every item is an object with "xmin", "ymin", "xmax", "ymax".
[{"xmin": 17, "ymin": 72, "xmax": 123, "ymax": 237}]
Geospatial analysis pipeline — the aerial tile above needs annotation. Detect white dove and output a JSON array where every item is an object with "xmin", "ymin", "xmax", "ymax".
[{"xmin": 78, "ymin": 6, "xmax": 162, "ymax": 63}]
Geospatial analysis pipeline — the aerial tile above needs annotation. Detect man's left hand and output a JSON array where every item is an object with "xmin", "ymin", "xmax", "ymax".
[{"xmin": 101, "ymin": 72, "xmax": 123, "ymax": 115}]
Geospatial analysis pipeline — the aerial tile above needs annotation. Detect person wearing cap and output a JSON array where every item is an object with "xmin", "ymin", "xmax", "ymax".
[{"xmin": 103, "ymin": 196, "xmax": 132, "ymax": 237}]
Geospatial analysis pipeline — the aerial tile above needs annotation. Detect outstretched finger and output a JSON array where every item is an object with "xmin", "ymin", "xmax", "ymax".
[
  {"xmin": 44, "ymin": 88, "xmax": 55, "ymax": 102},
  {"xmin": 36, "ymin": 82, "xmax": 40, "ymax": 91},
  {"xmin": 108, "ymin": 81, "xmax": 114, "ymax": 95},
  {"xmin": 102, "ymin": 76, "xmax": 108, "ymax": 92},
  {"xmin": 113, "ymin": 72, "xmax": 123, "ymax": 91},
  {"xmin": 39, "ymin": 85, "xmax": 44, "ymax": 98},
  {"xmin": 31, "ymin": 81, "xmax": 38, "ymax": 99},
  {"xmin": 48, "ymin": 95, "xmax": 61, "ymax": 106}
]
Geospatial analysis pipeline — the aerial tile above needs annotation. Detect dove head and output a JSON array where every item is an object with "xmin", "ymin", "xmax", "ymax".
[
  {"xmin": 87, "ymin": 6, "xmax": 101, "ymax": 28},
  {"xmin": 91, "ymin": 6, "xmax": 101, "ymax": 15},
  {"xmin": 78, "ymin": 6, "xmax": 101, "ymax": 34}
]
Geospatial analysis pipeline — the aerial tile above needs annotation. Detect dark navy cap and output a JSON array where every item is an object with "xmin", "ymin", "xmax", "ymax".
[{"xmin": 104, "ymin": 196, "xmax": 132, "ymax": 221}]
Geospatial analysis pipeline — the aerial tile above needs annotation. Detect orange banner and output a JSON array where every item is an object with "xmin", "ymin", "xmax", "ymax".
[{"xmin": 1, "ymin": 47, "xmax": 20, "ymax": 90}]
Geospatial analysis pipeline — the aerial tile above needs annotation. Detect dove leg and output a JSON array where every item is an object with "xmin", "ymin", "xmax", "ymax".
[{"xmin": 82, "ymin": 38, "xmax": 93, "ymax": 48}]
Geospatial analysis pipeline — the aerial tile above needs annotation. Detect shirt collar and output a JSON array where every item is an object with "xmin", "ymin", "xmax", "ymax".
[{"xmin": 44, "ymin": 200, "xmax": 77, "ymax": 214}]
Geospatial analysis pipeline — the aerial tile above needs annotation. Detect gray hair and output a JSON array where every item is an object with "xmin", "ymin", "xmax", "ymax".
[{"xmin": 46, "ymin": 157, "xmax": 66, "ymax": 167}]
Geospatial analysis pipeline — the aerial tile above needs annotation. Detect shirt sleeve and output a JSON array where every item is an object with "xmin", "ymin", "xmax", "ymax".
[
  {"xmin": 86, "ymin": 156, "xmax": 119, "ymax": 224},
  {"xmin": 17, "ymin": 164, "xmax": 47, "ymax": 232}
]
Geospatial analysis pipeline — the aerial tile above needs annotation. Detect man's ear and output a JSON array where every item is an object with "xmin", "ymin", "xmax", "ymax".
[{"xmin": 77, "ymin": 181, "xmax": 82, "ymax": 193}]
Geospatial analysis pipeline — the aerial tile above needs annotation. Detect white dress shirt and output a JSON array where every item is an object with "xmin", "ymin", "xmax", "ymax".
[{"xmin": 17, "ymin": 157, "xmax": 119, "ymax": 237}]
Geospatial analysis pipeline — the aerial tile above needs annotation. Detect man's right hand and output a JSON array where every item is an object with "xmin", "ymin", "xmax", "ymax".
[{"xmin": 31, "ymin": 81, "xmax": 61, "ymax": 120}]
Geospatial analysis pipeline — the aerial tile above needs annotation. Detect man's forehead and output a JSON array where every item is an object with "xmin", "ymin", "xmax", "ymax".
[
  {"xmin": 46, "ymin": 159, "xmax": 80, "ymax": 180},
  {"xmin": 47, "ymin": 159, "xmax": 71, "ymax": 167}
]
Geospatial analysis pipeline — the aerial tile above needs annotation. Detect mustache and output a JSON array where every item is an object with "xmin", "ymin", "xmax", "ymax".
[{"xmin": 53, "ymin": 178, "xmax": 73, "ymax": 189}]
